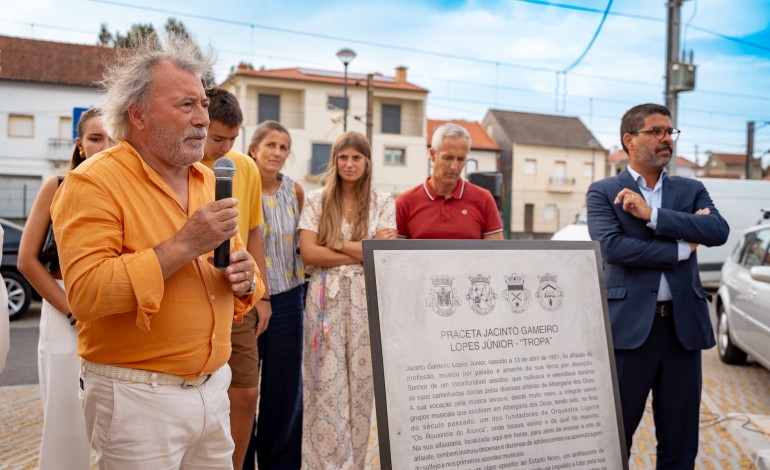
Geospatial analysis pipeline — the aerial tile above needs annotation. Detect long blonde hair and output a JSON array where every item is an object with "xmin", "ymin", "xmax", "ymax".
[{"xmin": 317, "ymin": 131, "xmax": 372, "ymax": 247}]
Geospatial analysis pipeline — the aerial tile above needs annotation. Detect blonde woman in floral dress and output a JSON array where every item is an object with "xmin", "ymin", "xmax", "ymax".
[{"xmin": 298, "ymin": 131, "xmax": 396, "ymax": 469}]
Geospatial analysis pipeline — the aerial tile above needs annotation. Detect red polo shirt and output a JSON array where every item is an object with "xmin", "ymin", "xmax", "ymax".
[{"xmin": 396, "ymin": 178, "xmax": 503, "ymax": 239}]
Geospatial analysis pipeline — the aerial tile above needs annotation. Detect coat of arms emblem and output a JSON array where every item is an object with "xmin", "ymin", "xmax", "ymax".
[
  {"xmin": 427, "ymin": 275, "xmax": 461, "ymax": 317},
  {"xmin": 535, "ymin": 273, "xmax": 564, "ymax": 310},
  {"xmin": 466, "ymin": 274, "xmax": 497, "ymax": 315},
  {"xmin": 502, "ymin": 273, "xmax": 530, "ymax": 313}
]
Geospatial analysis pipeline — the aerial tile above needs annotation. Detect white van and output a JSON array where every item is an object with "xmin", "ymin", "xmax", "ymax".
[
  {"xmin": 698, "ymin": 178, "xmax": 769, "ymax": 287},
  {"xmin": 551, "ymin": 178, "xmax": 769, "ymax": 288}
]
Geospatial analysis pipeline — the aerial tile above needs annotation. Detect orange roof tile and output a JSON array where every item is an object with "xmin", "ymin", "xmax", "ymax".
[
  {"xmin": 608, "ymin": 150, "xmax": 629, "ymax": 162},
  {"xmin": 231, "ymin": 65, "xmax": 428, "ymax": 93},
  {"xmin": 709, "ymin": 152, "xmax": 755, "ymax": 166},
  {"xmin": 0, "ymin": 35, "xmax": 115, "ymax": 88},
  {"xmin": 676, "ymin": 156, "xmax": 698, "ymax": 168},
  {"xmin": 427, "ymin": 119, "xmax": 499, "ymax": 151}
]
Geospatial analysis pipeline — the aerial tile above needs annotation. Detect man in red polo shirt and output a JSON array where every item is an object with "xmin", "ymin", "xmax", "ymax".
[{"xmin": 396, "ymin": 122, "xmax": 503, "ymax": 239}]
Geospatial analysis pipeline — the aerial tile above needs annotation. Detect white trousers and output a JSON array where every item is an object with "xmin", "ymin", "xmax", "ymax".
[
  {"xmin": 80, "ymin": 362, "xmax": 234, "ymax": 470},
  {"xmin": 37, "ymin": 289, "xmax": 92, "ymax": 470}
]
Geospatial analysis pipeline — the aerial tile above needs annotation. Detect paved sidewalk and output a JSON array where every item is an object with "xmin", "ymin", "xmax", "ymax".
[{"xmin": 2, "ymin": 348, "xmax": 769, "ymax": 469}]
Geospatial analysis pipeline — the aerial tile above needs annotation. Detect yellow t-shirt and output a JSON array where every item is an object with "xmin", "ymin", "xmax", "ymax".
[{"xmin": 200, "ymin": 150, "xmax": 264, "ymax": 243}]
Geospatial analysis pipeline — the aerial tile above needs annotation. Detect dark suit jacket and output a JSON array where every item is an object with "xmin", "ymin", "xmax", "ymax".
[{"xmin": 587, "ymin": 170, "xmax": 729, "ymax": 351}]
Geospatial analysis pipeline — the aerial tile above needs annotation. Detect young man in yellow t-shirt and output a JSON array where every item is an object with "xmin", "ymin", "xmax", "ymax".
[{"xmin": 201, "ymin": 88, "xmax": 271, "ymax": 470}]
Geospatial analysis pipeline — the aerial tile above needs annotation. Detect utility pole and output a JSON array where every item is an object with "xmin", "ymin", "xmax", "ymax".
[
  {"xmin": 366, "ymin": 74, "xmax": 374, "ymax": 145},
  {"xmin": 664, "ymin": 0, "xmax": 696, "ymax": 175},
  {"xmin": 746, "ymin": 121, "xmax": 755, "ymax": 179}
]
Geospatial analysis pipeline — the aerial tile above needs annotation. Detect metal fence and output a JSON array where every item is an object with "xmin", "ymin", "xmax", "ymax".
[{"xmin": 0, "ymin": 178, "xmax": 41, "ymax": 220}]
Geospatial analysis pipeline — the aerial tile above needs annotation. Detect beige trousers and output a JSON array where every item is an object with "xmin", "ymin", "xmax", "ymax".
[{"xmin": 80, "ymin": 362, "xmax": 234, "ymax": 469}]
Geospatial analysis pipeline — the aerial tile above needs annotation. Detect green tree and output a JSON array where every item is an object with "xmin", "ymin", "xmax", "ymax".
[
  {"xmin": 98, "ymin": 23, "xmax": 112, "ymax": 46},
  {"xmin": 164, "ymin": 18, "xmax": 190, "ymax": 39},
  {"xmin": 98, "ymin": 18, "xmax": 214, "ymax": 86},
  {"xmin": 99, "ymin": 18, "xmax": 194, "ymax": 48}
]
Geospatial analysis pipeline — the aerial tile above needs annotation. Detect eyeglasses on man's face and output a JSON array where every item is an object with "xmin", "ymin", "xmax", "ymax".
[{"xmin": 631, "ymin": 127, "xmax": 680, "ymax": 142}]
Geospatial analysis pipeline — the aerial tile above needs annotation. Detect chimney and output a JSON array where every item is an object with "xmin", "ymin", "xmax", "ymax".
[{"xmin": 395, "ymin": 66, "xmax": 407, "ymax": 84}]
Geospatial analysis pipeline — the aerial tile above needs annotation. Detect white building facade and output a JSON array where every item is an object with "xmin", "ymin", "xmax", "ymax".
[
  {"xmin": 0, "ymin": 35, "xmax": 112, "ymax": 219},
  {"xmin": 221, "ymin": 65, "xmax": 429, "ymax": 195}
]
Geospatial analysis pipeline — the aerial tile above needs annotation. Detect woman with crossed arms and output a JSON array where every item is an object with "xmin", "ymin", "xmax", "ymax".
[{"xmin": 298, "ymin": 131, "xmax": 396, "ymax": 469}]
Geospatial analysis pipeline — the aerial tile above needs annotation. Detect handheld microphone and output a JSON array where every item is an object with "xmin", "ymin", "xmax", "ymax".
[{"xmin": 213, "ymin": 158, "xmax": 236, "ymax": 269}]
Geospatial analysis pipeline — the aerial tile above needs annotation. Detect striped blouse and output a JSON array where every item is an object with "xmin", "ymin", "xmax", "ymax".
[{"xmin": 260, "ymin": 175, "xmax": 305, "ymax": 294}]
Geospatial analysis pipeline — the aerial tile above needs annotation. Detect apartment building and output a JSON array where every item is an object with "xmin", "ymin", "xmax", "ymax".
[{"xmin": 220, "ymin": 64, "xmax": 429, "ymax": 194}]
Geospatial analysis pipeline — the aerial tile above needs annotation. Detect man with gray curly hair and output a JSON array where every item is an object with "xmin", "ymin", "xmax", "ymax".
[{"xmin": 52, "ymin": 34, "xmax": 263, "ymax": 468}]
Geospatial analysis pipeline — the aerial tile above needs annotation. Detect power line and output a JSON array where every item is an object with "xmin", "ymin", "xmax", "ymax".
[
  {"xmin": 88, "ymin": 0, "xmax": 555, "ymax": 74},
  {"xmin": 561, "ymin": 0, "xmax": 613, "ymax": 73},
  {"xmin": 84, "ymin": 0, "xmax": 770, "ymax": 105},
  {"xmin": 554, "ymin": 0, "xmax": 613, "ymax": 113},
  {"xmin": 7, "ymin": 0, "xmax": 767, "ymax": 146},
  {"xmin": 511, "ymin": 0, "xmax": 660, "ymax": 22},
  {"xmin": 0, "ymin": 18, "xmax": 96, "ymax": 38},
  {"xmin": 415, "ymin": 74, "xmax": 770, "ymax": 112},
  {"xmin": 9, "ymin": 10, "xmax": 770, "ymax": 108},
  {"xmin": 688, "ymin": 24, "xmax": 770, "ymax": 54},
  {"xmin": 512, "ymin": 0, "xmax": 770, "ymax": 54}
]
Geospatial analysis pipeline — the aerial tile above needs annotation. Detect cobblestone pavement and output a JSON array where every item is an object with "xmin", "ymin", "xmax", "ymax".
[{"xmin": 2, "ymin": 348, "xmax": 769, "ymax": 469}]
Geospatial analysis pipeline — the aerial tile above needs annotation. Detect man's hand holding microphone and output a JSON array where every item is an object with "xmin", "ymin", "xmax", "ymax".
[{"xmin": 154, "ymin": 158, "xmax": 257, "ymax": 298}]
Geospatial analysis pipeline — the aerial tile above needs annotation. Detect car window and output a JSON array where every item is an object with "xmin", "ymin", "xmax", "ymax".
[
  {"xmin": 742, "ymin": 228, "xmax": 770, "ymax": 269},
  {"xmin": 729, "ymin": 235, "xmax": 746, "ymax": 263}
]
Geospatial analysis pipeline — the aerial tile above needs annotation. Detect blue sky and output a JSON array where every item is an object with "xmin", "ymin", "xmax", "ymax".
[{"xmin": 3, "ymin": 0, "xmax": 770, "ymax": 167}]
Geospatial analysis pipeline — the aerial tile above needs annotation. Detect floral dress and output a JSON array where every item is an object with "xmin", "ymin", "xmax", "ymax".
[{"xmin": 298, "ymin": 186, "xmax": 395, "ymax": 470}]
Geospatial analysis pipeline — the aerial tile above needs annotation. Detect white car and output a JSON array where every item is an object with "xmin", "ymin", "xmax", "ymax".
[
  {"xmin": 715, "ymin": 216, "xmax": 770, "ymax": 370},
  {"xmin": 550, "ymin": 207, "xmax": 588, "ymax": 241}
]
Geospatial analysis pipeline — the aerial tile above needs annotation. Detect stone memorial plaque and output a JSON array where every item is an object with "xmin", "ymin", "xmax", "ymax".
[{"xmin": 363, "ymin": 240, "xmax": 627, "ymax": 470}]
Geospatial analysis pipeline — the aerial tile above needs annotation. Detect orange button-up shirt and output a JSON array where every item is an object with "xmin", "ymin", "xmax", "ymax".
[{"xmin": 51, "ymin": 141, "xmax": 260, "ymax": 378}]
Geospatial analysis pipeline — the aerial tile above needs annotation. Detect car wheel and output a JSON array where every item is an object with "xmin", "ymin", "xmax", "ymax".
[
  {"xmin": 3, "ymin": 271, "xmax": 31, "ymax": 321},
  {"xmin": 717, "ymin": 303, "xmax": 747, "ymax": 364}
]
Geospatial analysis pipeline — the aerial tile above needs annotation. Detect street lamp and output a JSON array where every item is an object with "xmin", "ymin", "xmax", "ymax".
[{"xmin": 336, "ymin": 47, "xmax": 356, "ymax": 131}]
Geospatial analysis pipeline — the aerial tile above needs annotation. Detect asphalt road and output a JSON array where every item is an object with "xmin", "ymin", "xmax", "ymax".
[{"xmin": 0, "ymin": 301, "xmax": 41, "ymax": 386}]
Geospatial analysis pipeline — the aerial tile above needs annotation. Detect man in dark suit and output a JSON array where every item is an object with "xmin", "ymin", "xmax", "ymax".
[{"xmin": 587, "ymin": 103, "xmax": 729, "ymax": 469}]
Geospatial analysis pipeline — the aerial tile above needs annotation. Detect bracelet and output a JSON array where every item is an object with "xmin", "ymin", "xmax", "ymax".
[
  {"xmin": 66, "ymin": 312, "xmax": 77, "ymax": 326},
  {"xmin": 260, "ymin": 296, "xmax": 270, "ymax": 301}
]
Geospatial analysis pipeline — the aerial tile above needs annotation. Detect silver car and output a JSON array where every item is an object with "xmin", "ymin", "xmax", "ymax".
[{"xmin": 715, "ymin": 214, "xmax": 770, "ymax": 370}]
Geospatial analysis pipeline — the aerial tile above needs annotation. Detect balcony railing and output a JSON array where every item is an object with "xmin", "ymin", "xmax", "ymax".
[
  {"xmin": 47, "ymin": 138, "xmax": 73, "ymax": 162},
  {"xmin": 548, "ymin": 176, "xmax": 576, "ymax": 193}
]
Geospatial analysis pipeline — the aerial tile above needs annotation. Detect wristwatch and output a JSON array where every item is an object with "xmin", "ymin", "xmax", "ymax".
[{"xmin": 332, "ymin": 240, "xmax": 344, "ymax": 251}]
